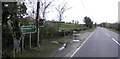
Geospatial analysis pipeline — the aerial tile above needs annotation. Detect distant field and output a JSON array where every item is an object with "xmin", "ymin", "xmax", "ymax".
[{"xmin": 59, "ymin": 23, "xmax": 83, "ymax": 31}]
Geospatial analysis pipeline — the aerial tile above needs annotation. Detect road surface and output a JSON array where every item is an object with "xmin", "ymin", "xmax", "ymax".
[{"xmin": 71, "ymin": 27, "xmax": 119, "ymax": 59}]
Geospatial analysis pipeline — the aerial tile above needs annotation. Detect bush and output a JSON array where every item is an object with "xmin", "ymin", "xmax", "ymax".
[
  {"xmin": 40, "ymin": 27, "xmax": 58, "ymax": 39},
  {"xmin": 2, "ymin": 25, "xmax": 13, "ymax": 57}
]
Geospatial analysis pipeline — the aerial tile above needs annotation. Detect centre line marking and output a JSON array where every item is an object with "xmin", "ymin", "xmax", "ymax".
[
  {"xmin": 106, "ymin": 33, "xmax": 110, "ymax": 37},
  {"xmin": 112, "ymin": 38, "xmax": 120, "ymax": 46},
  {"xmin": 106, "ymin": 33, "xmax": 120, "ymax": 46},
  {"xmin": 70, "ymin": 31, "xmax": 95, "ymax": 57}
]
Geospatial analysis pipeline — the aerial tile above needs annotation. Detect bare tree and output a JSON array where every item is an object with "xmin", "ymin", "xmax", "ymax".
[
  {"xmin": 40, "ymin": 0, "xmax": 54, "ymax": 19},
  {"xmin": 56, "ymin": 2, "xmax": 71, "ymax": 22},
  {"xmin": 56, "ymin": 2, "xmax": 71, "ymax": 31}
]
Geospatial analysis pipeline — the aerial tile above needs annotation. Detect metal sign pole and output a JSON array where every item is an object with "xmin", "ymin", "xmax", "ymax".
[
  {"xmin": 29, "ymin": 33, "xmax": 31, "ymax": 49},
  {"xmin": 22, "ymin": 35, "xmax": 25, "ymax": 51},
  {"xmin": 37, "ymin": 28, "xmax": 40, "ymax": 47}
]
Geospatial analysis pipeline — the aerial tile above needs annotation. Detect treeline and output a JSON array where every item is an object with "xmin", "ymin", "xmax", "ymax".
[
  {"xmin": 83, "ymin": 16, "xmax": 93, "ymax": 29},
  {"xmin": 99, "ymin": 22, "xmax": 120, "ymax": 32}
]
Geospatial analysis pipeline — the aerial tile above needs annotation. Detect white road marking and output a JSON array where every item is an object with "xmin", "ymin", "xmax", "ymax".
[
  {"xmin": 73, "ymin": 40, "xmax": 80, "ymax": 42},
  {"xmin": 106, "ymin": 33, "xmax": 110, "ymax": 37},
  {"xmin": 70, "ymin": 31, "xmax": 95, "ymax": 57},
  {"xmin": 106, "ymin": 33, "xmax": 120, "ymax": 46},
  {"xmin": 112, "ymin": 38, "xmax": 120, "ymax": 46},
  {"xmin": 59, "ymin": 46, "xmax": 65, "ymax": 51}
]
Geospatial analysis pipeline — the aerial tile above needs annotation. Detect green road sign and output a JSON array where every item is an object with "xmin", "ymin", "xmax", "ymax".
[{"xmin": 21, "ymin": 25, "xmax": 36, "ymax": 34}]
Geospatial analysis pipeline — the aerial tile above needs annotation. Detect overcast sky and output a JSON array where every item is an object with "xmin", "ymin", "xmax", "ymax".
[{"xmin": 25, "ymin": 0, "xmax": 120, "ymax": 24}]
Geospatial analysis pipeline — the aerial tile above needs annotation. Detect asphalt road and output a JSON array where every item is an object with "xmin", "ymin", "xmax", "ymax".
[{"xmin": 72, "ymin": 27, "xmax": 119, "ymax": 58}]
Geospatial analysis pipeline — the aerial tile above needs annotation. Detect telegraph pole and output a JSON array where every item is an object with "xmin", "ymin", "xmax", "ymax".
[{"xmin": 36, "ymin": 0, "xmax": 40, "ymax": 47}]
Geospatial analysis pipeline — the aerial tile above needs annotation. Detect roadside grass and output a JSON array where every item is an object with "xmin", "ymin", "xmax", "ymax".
[
  {"xmin": 60, "ymin": 23, "xmax": 83, "ymax": 30},
  {"xmin": 15, "ymin": 36, "xmax": 71, "ymax": 57},
  {"xmin": 108, "ymin": 28, "xmax": 120, "ymax": 34},
  {"xmin": 55, "ymin": 36, "xmax": 72, "ymax": 44},
  {"xmin": 78, "ymin": 28, "xmax": 96, "ymax": 33},
  {"xmin": 15, "ymin": 40, "xmax": 61, "ymax": 57},
  {"xmin": 15, "ymin": 28, "xmax": 96, "ymax": 57}
]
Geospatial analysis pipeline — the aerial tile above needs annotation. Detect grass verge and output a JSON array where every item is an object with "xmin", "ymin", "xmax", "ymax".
[
  {"xmin": 78, "ymin": 28, "xmax": 96, "ymax": 33},
  {"xmin": 15, "ymin": 28, "xmax": 96, "ymax": 57},
  {"xmin": 15, "ymin": 36, "xmax": 71, "ymax": 57},
  {"xmin": 108, "ymin": 28, "xmax": 120, "ymax": 34},
  {"xmin": 15, "ymin": 41, "xmax": 61, "ymax": 57},
  {"xmin": 59, "ymin": 23, "xmax": 82, "ymax": 31}
]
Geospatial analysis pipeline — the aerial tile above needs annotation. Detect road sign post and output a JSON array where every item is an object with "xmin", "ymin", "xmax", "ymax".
[
  {"xmin": 29, "ymin": 33, "xmax": 31, "ymax": 49},
  {"xmin": 21, "ymin": 25, "xmax": 36, "ymax": 50},
  {"xmin": 19, "ymin": 34, "xmax": 25, "ymax": 51}
]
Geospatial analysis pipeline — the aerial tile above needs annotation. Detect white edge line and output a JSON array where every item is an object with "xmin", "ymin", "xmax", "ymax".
[
  {"xmin": 112, "ymin": 38, "xmax": 120, "ymax": 46},
  {"xmin": 70, "ymin": 32, "xmax": 95, "ymax": 57}
]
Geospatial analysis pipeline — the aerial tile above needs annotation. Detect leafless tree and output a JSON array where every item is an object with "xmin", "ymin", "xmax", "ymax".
[
  {"xmin": 56, "ymin": 2, "xmax": 71, "ymax": 22},
  {"xmin": 56, "ymin": 2, "xmax": 71, "ymax": 31},
  {"xmin": 40, "ymin": 0, "xmax": 54, "ymax": 19}
]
